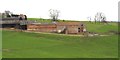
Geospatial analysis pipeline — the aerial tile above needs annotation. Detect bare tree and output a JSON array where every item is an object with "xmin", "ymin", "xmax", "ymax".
[
  {"xmin": 87, "ymin": 17, "xmax": 91, "ymax": 22},
  {"xmin": 49, "ymin": 9, "xmax": 60, "ymax": 21},
  {"xmin": 94, "ymin": 12, "xmax": 107, "ymax": 23}
]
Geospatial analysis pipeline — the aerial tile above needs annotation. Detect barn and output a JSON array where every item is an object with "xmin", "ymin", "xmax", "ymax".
[
  {"xmin": 56, "ymin": 22, "xmax": 84, "ymax": 34},
  {"xmin": 27, "ymin": 22, "xmax": 85, "ymax": 34},
  {"xmin": 27, "ymin": 23, "xmax": 57, "ymax": 32}
]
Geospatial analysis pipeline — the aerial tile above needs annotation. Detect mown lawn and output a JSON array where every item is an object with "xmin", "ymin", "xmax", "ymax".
[{"xmin": 2, "ymin": 30, "xmax": 118, "ymax": 58}]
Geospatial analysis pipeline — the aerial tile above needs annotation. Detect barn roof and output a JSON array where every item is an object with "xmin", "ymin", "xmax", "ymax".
[
  {"xmin": 29, "ymin": 22, "xmax": 83, "ymax": 26},
  {"xmin": 56, "ymin": 22, "xmax": 82, "ymax": 26}
]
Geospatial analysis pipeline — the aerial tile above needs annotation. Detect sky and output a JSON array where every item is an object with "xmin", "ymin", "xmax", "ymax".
[{"xmin": 0, "ymin": 0, "xmax": 119, "ymax": 21}]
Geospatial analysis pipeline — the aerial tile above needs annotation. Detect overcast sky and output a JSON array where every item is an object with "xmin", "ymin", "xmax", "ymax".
[{"xmin": 0, "ymin": 0, "xmax": 119, "ymax": 21}]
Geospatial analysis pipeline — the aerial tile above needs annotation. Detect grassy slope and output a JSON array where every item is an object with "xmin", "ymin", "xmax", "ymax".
[
  {"xmin": 82, "ymin": 22, "xmax": 118, "ymax": 34},
  {"xmin": 2, "ymin": 19, "xmax": 118, "ymax": 58},
  {"xmin": 2, "ymin": 30, "xmax": 118, "ymax": 58},
  {"xmin": 28, "ymin": 18, "xmax": 80, "ymax": 23},
  {"xmin": 28, "ymin": 18, "xmax": 52, "ymax": 23}
]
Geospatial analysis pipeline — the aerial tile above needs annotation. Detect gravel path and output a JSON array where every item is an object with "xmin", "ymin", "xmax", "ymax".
[{"xmin": 1, "ymin": 28, "xmax": 110, "ymax": 37}]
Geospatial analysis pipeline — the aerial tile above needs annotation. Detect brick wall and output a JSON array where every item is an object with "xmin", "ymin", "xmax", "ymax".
[
  {"xmin": 27, "ymin": 24, "xmax": 56, "ymax": 32},
  {"xmin": 27, "ymin": 22, "xmax": 84, "ymax": 34}
]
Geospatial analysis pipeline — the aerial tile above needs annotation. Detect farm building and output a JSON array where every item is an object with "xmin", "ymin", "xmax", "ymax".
[
  {"xmin": 27, "ymin": 23, "xmax": 57, "ymax": 33},
  {"xmin": 27, "ymin": 22, "xmax": 85, "ymax": 34},
  {"xmin": 0, "ymin": 11, "xmax": 28, "ymax": 30},
  {"xmin": 1, "ymin": 11, "xmax": 85, "ymax": 34}
]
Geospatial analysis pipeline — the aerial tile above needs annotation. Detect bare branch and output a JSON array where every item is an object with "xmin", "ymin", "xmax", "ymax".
[{"xmin": 49, "ymin": 9, "xmax": 60, "ymax": 21}]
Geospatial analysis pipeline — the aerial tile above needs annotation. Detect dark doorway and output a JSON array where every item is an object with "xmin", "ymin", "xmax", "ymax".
[{"xmin": 78, "ymin": 28, "xmax": 80, "ymax": 32}]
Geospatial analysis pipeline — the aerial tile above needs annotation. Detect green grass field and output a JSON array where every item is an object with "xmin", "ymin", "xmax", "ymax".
[
  {"xmin": 2, "ymin": 20, "xmax": 119, "ymax": 58},
  {"xmin": 0, "ymin": 30, "xmax": 2, "ymax": 59},
  {"xmin": 28, "ymin": 18, "xmax": 52, "ymax": 23},
  {"xmin": 82, "ymin": 22, "xmax": 118, "ymax": 34},
  {"xmin": 28, "ymin": 18, "xmax": 81, "ymax": 23},
  {"xmin": 2, "ymin": 30, "xmax": 118, "ymax": 58}
]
